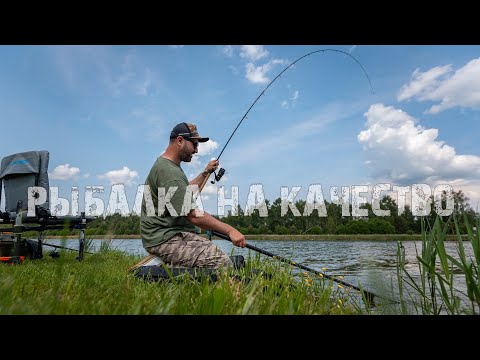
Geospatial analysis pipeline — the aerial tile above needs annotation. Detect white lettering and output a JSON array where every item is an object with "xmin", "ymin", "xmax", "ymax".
[
  {"xmin": 131, "ymin": 185, "xmax": 145, "ymax": 216},
  {"xmin": 411, "ymin": 184, "xmax": 431, "ymax": 216},
  {"xmin": 50, "ymin": 186, "xmax": 70, "ymax": 216},
  {"xmin": 71, "ymin": 186, "xmax": 79, "ymax": 216},
  {"xmin": 158, "ymin": 186, "xmax": 178, "ymax": 217},
  {"xmin": 218, "ymin": 186, "xmax": 239, "ymax": 217},
  {"xmin": 245, "ymin": 184, "xmax": 268, "ymax": 217},
  {"xmin": 352, "ymin": 185, "xmax": 368, "ymax": 217},
  {"xmin": 142, "ymin": 185, "xmax": 155, "ymax": 216},
  {"xmin": 181, "ymin": 185, "xmax": 204, "ymax": 216},
  {"xmin": 330, "ymin": 186, "xmax": 351, "ymax": 216},
  {"xmin": 85, "ymin": 186, "xmax": 105, "ymax": 217},
  {"xmin": 434, "ymin": 184, "xmax": 454, "ymax": 216},
  {"xmin": 303, "ymin": 184, "xmax": 327, "ymax": 217},
  {"xmin": 372, "ymin": 183, "xmax": 391, "ymax": 217},
  {"xmin": 105, "ymin": 184, "xmax": 130, "ymax": 216},
  {"xmin": 392, "ymin": 185, "xmax": 410, "ymax": 215},
  {"xmin": 280, "ymin": 186, "xmax": 302, "ymax": 217},
  {"xmin": 27, "ymin": 186, "xmax": 47, "ymax": 217}
]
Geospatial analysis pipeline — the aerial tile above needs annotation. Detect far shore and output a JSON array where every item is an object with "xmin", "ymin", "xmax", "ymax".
[{"xmin": 42, "ymin": 234, "xmax": 470, "ymax": 241}]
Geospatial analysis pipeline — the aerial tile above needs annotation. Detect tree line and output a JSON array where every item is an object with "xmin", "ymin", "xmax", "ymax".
[{"xmin": 220, "ymin": 190, "xmax": 477, "ymax": 235}]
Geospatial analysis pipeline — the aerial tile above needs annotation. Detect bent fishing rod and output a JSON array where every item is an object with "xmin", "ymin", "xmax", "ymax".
[
  {"xmin": 197, "ymin": 48, "xmax": 386, "ymax": 305},
  {"xmin": 199, "ymin": 48, "xmax": 374, "ymax": 192}
]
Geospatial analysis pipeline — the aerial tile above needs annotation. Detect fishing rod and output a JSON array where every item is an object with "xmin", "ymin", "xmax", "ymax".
[
  {"xmin": 43, "ymin": 242, "xmax": 94, "ymax": 254},
  {"xmin": 197, "ymin": 48, "xmax": 383, "ymax": 306},
  {"xmin": 210, "ymin": 230, "xmax": 400, "ymax": 307},
  {"xmin": 199, "ymin": 48, "xmax": 374, "ymax": 191}
]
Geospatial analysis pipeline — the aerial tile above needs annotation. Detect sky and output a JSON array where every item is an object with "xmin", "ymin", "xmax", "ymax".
[{"xmin": 1, "ymin": 45, "xmax": 480, "ymax": 216}]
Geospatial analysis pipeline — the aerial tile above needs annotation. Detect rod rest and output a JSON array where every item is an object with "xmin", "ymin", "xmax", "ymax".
[{"xmin": 0, "ymin": 211, "xmax": 95, "ymax": 226}]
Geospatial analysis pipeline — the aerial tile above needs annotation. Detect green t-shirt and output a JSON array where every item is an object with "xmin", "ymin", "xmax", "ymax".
[{"xmin": 140, "ymin": 157, "xmax": 198, "ymax": 248}]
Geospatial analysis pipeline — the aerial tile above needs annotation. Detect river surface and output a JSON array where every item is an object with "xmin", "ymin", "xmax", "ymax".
[{"xmin": 44, "ymin": 238, "xmax": 475, "ymax": 308}]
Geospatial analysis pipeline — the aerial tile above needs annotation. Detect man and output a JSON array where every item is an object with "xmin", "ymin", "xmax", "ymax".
[{"xmin": 140, "ymin": 122, "xmax": 246, "ymax": 269}]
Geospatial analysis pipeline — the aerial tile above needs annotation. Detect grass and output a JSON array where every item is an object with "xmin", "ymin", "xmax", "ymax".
[
  {"xmin": 0, "ymin": 249, "xmax": 365, "ymax": 315},
  {"xmin": 6, "ymin": 215, "xmax": 477, "ymax": 315},
  {"xmin": 394, "ymin": 215, "xmax": 480, "ymax": 315}
]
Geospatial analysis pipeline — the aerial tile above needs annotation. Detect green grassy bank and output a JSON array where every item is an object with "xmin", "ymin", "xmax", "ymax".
[{"xmin": 0, "ymin": 251, "xmax": 363, "ymax": 315}]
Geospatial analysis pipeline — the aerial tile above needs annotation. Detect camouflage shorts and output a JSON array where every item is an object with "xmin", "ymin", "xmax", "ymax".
[{"xmin": 146, "ymin": 232, "xmax": 233, "ymax": 269}]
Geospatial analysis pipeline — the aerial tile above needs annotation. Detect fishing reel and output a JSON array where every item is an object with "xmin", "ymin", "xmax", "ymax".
[
  {"xmin": 49, "ymin": 250, "xmax": 60, "ymax": 259},
  {"xmin": 210, "ymin": 168, "xmax": 226, "ymax": 184}
]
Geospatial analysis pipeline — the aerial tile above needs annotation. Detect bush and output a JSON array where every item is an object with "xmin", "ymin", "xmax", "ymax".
[{"xmin": 305, "ymin": 226, "xmax": 323, "ymax": 235}]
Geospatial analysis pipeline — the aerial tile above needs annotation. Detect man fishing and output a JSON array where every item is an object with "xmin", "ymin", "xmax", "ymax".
[{"xmin": 140, "ymin": 122, "xmax": 246, "ymax": 269}]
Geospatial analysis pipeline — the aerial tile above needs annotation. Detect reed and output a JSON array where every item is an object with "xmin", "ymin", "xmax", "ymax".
[{"xmin": 394, "ymin": 215, "xmax": 479, "ymax": 314}]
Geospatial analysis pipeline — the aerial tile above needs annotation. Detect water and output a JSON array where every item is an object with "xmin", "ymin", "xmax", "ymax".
[{"xmin": 44, "ymin": 238, "xmax": 476, "ymax": 310}]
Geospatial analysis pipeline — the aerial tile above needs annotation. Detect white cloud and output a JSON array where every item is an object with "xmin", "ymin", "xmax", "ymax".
[
  {"xmin": 281, "ymin": 100, "xmax": 288, "ymax": 109},
  {"xmin": 358, "ymin": 103, "xmax": 480, "ymax": 184},
  {"xmin": 397, "ymin": 65, "xmax": 451, "ymax": 102},
  {"xmin": 187, "ymin": 156, "xmax": 202, "ymax": 169},
  {"xmin": 398, "ymin": 58, "xmax": 480, "ymax": 114},
  {"xmin": 442, "ymin": 179, "xmax": 480, "ymax": 210},
  {"xmin": 49, "ymin": 164, "xmax": 80, "ymax": 180},
  {"xmin": 202, "ymin": 183, "xmax": 219, "ymax": 195},
  {"xmin": 222, "ymin": 45, "xmax": 234, "ymax": 57},
  {"xmin": 185, "ymin": 140, "xmax": 220, "ymax": 171},
  {"xmin": 185, "ymin": 140, "xmax": 218, "ymax": 174},
  {"xmin": 349, "ymin": 45, "xmax": 357, "ymax": 54},
  {"xmin": 168, "ymin": 45, "xmax": 184, "ymax": 49},
  {"xmin": 186, "ymin": 140, "xmax": 219, "ymax": 169},
  {"xmin": 240, "ymin": 45, "xmax": 269, "ymax": 62},
  {"xmin": 199, "ymin": 182, "xmax": 223, "ymax": 202},
  {"xmin": 99, "ymin": 166, "xmax": 139, "ymax": 186},
  {"xmin": 245, "ymin": 59, "xmax": 287, "ymax": 84},
  {"xmin": 197, "ymin": 140, "xmax": 219, "ymax": 157}
]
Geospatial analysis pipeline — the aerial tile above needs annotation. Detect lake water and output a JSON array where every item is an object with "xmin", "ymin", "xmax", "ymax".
[{"xmin": 43, "ymin": 237, "xmax": 475, "ymax": 307}]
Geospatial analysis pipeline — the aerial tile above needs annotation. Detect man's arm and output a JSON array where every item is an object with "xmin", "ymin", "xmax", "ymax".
[
  {"xmin": 189, "ymin": 160, "xmax": 219, "ymax": 187},
  {"xmin": 186, "ymin": 210, "xmax": 246, "ymax": 248}
]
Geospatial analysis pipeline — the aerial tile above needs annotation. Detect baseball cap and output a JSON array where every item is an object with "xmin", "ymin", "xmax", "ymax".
[{"xmin": 170, "ymin": 122, "xmax": 209, "ymax": 142}]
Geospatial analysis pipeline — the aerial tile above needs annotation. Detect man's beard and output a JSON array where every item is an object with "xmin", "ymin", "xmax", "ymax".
[{"xmin": 180, "ymin": 147, "xmax": 193, "ymax": 162}]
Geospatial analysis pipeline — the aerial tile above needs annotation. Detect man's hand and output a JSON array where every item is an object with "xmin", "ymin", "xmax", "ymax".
[
  {"xmin": 227, "ymin": 228, "xmax": 246, "ymax": 248},
  {"xmin": 204, "ymin": 159, "xmax": 219, "ymax": 174}
]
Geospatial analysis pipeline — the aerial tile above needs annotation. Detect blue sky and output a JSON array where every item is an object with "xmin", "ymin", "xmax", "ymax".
[{"xmin": 1, "ymin": 45, "xmax": 480, "ymax": 216}]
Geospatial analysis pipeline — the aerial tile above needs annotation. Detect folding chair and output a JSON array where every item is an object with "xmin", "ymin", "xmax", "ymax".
[{"xmin": 0, "ymin": 150, "xmax": 94, "ymax": 261}]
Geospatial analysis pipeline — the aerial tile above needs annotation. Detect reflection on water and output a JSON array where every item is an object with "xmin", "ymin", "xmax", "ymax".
[{"xmin": 44, "ymin": 238, "xmax": 474, "ymax": 303}]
